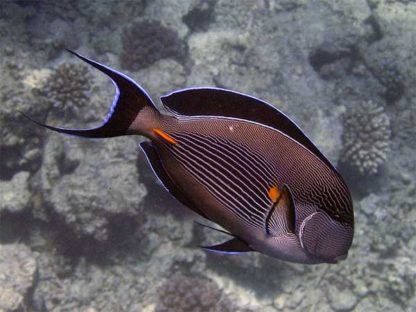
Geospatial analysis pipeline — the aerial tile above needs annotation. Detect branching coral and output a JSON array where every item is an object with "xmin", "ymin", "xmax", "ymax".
[
  {"xmin": 120, "ymin": 20, "xmax": 187, "ymax": 71},
  {"xmin": 41, "ymin": 62, "xmax": 92, "ymax": 116},
  {"xmin": 156, "ymin": 273, "xmax": 235, "ymax": 312},
  {"xmin": 341, "ymin": 101, "xmax": 391, "ymax": 175}
]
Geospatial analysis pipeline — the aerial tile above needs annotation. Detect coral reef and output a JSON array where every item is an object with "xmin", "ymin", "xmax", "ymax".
[
  {"xmin": 0, "ymin": 244, "xmax": 37, "ymax": 311},
  {"xmin": 0, "ymin": 1, "xmax": 416, "ymax": 311},
  {"xmin": 341, "ymin": 101, "xmax": 391, "ymax": 175},
  {"xmin": 156, "ymin": 273, "xmax": 235, "ymax": 312},
  {"xmin": 120, "ymin": 20, "xmax": 187, "ymax": 71},
  {"xmin": 39, "ymin": 62, "xmax": 92, "ymax": 117}
]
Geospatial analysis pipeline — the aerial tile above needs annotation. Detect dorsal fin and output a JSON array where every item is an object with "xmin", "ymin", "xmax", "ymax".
[
  {"xmin": 160, "ymin": 87, "xmax": 334, "ymax": 170},
  {"xmin": 265, "ymin": 184, "xmax": 296, "ymax": 236}
]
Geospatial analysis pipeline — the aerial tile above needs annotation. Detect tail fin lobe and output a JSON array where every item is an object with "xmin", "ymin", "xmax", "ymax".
[{"xmin": 27, "ymin": 50, "xmax": 159, "ymax": 138}]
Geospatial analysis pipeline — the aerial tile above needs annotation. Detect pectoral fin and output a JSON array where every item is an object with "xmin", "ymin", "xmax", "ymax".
[
  {"xmin": 265, "ymin": 184, "xmax": 296, "ymax": 236},
  {"xmin": 202, "ymin": 237, "xmax": 253, "ymax": 254}
]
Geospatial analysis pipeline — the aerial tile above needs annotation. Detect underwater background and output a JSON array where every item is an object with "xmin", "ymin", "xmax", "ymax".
[{"xmin": 0, "ymin": 0, "xmax": 415, "ymax": 311}]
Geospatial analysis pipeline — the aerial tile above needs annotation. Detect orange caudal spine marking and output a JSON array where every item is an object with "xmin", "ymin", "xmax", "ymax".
[
  {"xmin": 152, "ymin": 128, "xmax": 178, "ymax": 145},
  {"xmin": 268, "ymin": 185, "xmax": 280, "ymax": 203}
]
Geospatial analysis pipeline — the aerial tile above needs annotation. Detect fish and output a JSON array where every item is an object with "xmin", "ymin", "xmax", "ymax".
[{"xmin": 25, "ymin": 50, "xmax": 354, "ymax": 264}]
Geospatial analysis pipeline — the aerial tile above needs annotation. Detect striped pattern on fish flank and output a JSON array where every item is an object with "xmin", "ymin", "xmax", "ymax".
[
  {"xmin": 287, "ymin": 155, "xmax": 353, "ymax": 225},
  {"xmin": 159, "ymin": 117, "xmax": 353, "ymax": 226},
  {"xmin": 159, "ymin": 131, "xmax": 280, "ymax": 228},
  {"xmin": 304, "ymin": 181, "xmax": 352, "ymax": 223}
]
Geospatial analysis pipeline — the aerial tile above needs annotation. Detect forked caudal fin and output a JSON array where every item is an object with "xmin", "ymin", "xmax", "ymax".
[{"xmin": 23, "ymin": 49, "xmax": 159, "ymax": 138}]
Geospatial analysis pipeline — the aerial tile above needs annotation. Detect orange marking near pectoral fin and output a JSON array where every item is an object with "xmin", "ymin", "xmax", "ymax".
[
  {"xmin": 268, "ymin": 185, "xmax": 280, "ymax": 203},
  {"xmin": 152, "ymin": 128, "xmax": 177, "ymax": 145},
  {"xmin": 265, "ymin": 184, "xmax": 296, "ymax": 235}
]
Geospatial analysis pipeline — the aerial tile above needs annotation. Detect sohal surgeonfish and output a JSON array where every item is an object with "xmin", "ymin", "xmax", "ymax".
[{"xmin": 26, "ymin": 51, "xmax": 354, "ymax": 264}]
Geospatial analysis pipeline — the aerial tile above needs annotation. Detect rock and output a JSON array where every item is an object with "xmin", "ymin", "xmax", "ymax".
[
  {"xmin": 369, "ymin": 2, "xmax": 416, "ymax": 96},
  {"xmin": 0, "ymin": 286, "xmax": 24, "ymax": 312},
  {"xmin": 144, "ymin": 0, "xmax": 196, "ymax": 38},
  {"xmin": 135, "ymin": 59, "xmax": 187, "ymax": 99},
  {"xmin": 39, "ymin": 134, "xmax": 147, "ymax": 242},
  {"xmin": 0, "ymin": 244, "xmax": 37, "ymax": 312},
  {"xmin": 0, "ymin": 171, "xmax": 31, "ymax": 214},
  {"xmin": 33, "ymin": 250, "xmax": 151, "ymax": 311},
  {"xmin": 187, "ymin": 29, "xmax": 249, "ymax": 86},
  {"xmin": 0, "ymin": 55, "xmax": 46, "ymax": 179},
  {"xmin": 327, "ymin": 286, "xmax": 358, "ymax": 311},
  {"xmin": 354, "ymin": 297, "xmax": 374, "ymax": 312}
]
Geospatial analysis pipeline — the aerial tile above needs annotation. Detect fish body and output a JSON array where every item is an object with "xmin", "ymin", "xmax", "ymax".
[{"xmin": 26, "ymin": 51, "xmax": 354, "ymax": 264}]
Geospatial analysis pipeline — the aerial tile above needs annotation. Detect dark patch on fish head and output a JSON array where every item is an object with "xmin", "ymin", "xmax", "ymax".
[{"xmin": 299, "ymin": 211, "xmax": 353, "ymax": 263}]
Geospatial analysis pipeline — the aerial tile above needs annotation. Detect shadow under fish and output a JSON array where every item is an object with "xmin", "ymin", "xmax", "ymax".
[{"xmin": 25, "ymin": 50, "xmax": 354, "ymax": 264}]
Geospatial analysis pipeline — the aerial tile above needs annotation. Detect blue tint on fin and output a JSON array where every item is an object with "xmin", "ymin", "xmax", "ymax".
[
  {"xmin": 202, "ymin": 237, "xmax": 253, "ymax": 254},
  {"xmin": 25, "ymin": 50, "xmax": 157, "ymax": 139}
]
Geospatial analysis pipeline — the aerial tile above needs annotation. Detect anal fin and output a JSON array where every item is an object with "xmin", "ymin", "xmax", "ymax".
[
  {"xmin": 202, "ymin": 237, "xmax": 253, "ymax": 254},
  {"xmin": 265, "ymin": 184, "xmax": 296, "ymax": 236}
]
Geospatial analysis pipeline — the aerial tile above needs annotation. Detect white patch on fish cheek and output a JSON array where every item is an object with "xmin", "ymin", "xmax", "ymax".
[{"xmin": 228, "ymin": 124, "xmax": 234, "ymax": 132}]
